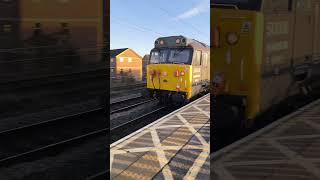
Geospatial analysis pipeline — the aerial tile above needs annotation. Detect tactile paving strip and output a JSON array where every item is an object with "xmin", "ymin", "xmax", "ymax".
[
  {"xmin": 111, "ymin": 95, "xmax": 210, "ymax": 180},
  {"xmin": 212, "ymin": 99, "xmax": 320, "ymax": 180}
]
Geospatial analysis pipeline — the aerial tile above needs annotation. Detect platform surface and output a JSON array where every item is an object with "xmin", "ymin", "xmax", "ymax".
[
  {"xmin": 110, "ymin": 94, "xmax": 210, "ymax": 180},
  {"xmin": 212, "ymin": 99, "xmax": 320, "ymax": 180}
]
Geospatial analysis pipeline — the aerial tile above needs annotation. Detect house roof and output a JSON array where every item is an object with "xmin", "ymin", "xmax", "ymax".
[
  {"xmin": 110, "ymin": 48, "xmax": 142, "ymax": 59},
  {"xmin": 110, "ymin": 48, "xmax": 128, "ymax": 58}
]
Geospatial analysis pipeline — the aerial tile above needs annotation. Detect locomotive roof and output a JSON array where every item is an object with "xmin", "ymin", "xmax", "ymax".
[{"xmin": 155, "ymin": 35, "xmax": 209, "ymax": 52}]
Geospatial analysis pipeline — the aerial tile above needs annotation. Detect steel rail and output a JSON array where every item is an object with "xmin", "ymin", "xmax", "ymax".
[
  {"xmin": 0, "ymin": 107, "xmax": 103, "ymax": 136},
  {"xmin": 85, "ymin": 170, "xmax": 109, "ymax": 180},
  {"xmin": 111, "ymin": 106, "xmax": 167, "ymax": 133},
  {"xmin": 110, "ymin": 95, "xmax": 142, "ymax": 105},
  {"xmin": 110, "ymin": 99, "xmax": 156, "ymax": 114},
  {"xmin": 0, "ymin": 128, "xmax": 107, "ymax": 165},
  {"xmin": 0, "ymin": 107, "xmax": 105, "ymax": 166}
]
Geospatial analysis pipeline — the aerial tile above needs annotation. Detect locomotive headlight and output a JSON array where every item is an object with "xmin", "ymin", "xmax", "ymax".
[
  {"xmin": 176, "ymin": 85, "xmax": 181, "ymax": 91},
  {"xmin": 226, "ymin": 32, "xmax": 239, "ymax": 46},
  {"xmin": 163, "ymin": 71, "xmax": 168, "ymax": 76},
  {"xmin": 176, "ymin": 38, "xmax": 181, "ymax": 44},
  {"xmin": 160, "ymin": 40, "xmax": 165, "ymax": 45},
  {"xmin": 180, "ymin": 71, "xmax": 185, "ymax": 76}
]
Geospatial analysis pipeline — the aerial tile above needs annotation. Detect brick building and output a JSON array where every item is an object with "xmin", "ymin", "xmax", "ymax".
[{"xmin": 110, "ymin": 48, "xmax": 142, "ymax": 81}]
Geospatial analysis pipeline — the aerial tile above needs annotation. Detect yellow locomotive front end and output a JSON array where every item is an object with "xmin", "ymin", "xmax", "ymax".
[
  {"xmin": 211, "ymin": 2, "xmax": 264, "ymax": 129},
  {"xmin": 146, "ymin": 36, "xmax": 210, "ymax": 104},
  {"xmin": 147, "ymin": 64, "xmax": 193, "ymax": 102}
]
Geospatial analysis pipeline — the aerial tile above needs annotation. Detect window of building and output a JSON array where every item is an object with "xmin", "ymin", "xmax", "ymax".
[
  {"xmin": 111, "ymin": 58, "xmax": 114, "ymax": 63},
  {"xmin": 111, "ymin": 68, "xmax": 114, "ymax": 73},
  {"xmin": 120, "ymin": 57, "xmax": 124, "ymax": 62},
  {"xmin": 128, "ymin": 57, "xmax": 132, "ymax": 63}
]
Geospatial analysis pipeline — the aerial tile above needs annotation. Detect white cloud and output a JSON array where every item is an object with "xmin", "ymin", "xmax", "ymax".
[{"xmin": 174, "ymin": 0, "xmax": 209, "ymax": 20}]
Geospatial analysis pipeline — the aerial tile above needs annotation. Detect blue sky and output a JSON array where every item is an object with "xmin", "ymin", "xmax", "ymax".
[{"xmin": 110, "ymin": 0, "xmax": 210, "ymax": 56}]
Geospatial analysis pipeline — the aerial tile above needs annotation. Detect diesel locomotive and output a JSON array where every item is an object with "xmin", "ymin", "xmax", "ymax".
[
  {"xmin": 211, "ymin": 0, "xmax": 320, "ymax": 129},
  {"xmin": 146, "ymin": 36, "xmax": 210, "ymax": 104}
]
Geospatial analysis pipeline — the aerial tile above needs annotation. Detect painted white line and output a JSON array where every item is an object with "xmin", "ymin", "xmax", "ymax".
[
  {"xmin": 110, "ymin": 154, "xmax": 114, "ymax": 173},
  {"xmin": 212, "ymin": 164, "xmax": 237, "ymax": 180},
  {"xmin": 224, "ymin": 160, "xmax": 294, "ymax": 166},
  {"xmin": 177, "ymin": 114, "xmax": 209, "ymax": 146},
  {"xmin": 270, "ymin": 134, "xmax": 320, "ymax": 140},
  {"xmin": 184, "ymin": 147, "xmax": 210, "ymax": 180},
  {"xmin": 156, "ymin": 124, "xmax": 210, "ymax": 129},
  {"xmin": 112, "ymin": 145, "xmax": 207, "ymax": 155},
  {"xmin": 269, "ymin": 139, "xmax": 320, "ymax": 178},
  {"xmin": 304, "ymin": 120, "xmax": 320, "ymax": 131},
  {"xmin": 177, "ymin": 112, "xmax": 210, "ymax": 179},
  {"xmin": 193, "ymin": 105, "xmax": 210, "ymax": 118},
  {"xmin": 151, "ymin": 128, "xmax": 173, "ymax": 180}
]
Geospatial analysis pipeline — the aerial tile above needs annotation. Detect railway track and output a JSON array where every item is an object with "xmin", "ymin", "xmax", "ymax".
[
  {"xmin": 111, "ymin": 106, "xmax": 171, "ymax": 143},
  {"xmin": 0, "ymin": 107, "xmax": 106, "ymax": 166},
  {"xmin": 110, "ymin": 94, "xmax": 143, "ymax": 105},
  {"xmin": 110, "ymin": 94, "xmax": 208, "ymax": 142},
  {"xmin": 110, "ymin": 95, "xmax": 157, "ymax": 114},
  {"xmin": 86, "ymin": 170, "xmax": 109, "ymax": 180},
  {"xmin": 0, "ymin": 68, "xmax": 107, "ymax": 92},
  {"xmin": 110, "ymin": 83, "xmax": 146, "ymax": 92}
]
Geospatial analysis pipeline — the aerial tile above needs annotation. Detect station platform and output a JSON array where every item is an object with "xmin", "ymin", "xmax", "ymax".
[
  {"xmin": 212, "ymin": 99, "xmax": 320, "ymax": 180},
  {"xmin": 110, "ymin": 94, "xmax": 210, "ymax": 180}
]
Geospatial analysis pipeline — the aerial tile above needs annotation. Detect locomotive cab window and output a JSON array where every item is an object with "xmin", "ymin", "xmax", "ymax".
[
  {"xmin": 150, "ymin": 48, "xmax": 192, "ymax": 64},
  {"xmin": 168, "ymin": 49, "xmax": 192, "ymax": 64},
  {"xmin": 150, "ymin": 49, "xmax": 169, "ymax": 64}
]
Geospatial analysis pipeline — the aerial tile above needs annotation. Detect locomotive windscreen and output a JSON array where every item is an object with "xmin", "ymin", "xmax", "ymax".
[
  {"xmin": 150, "ymin": 48, "xmax": 192, "ymax": 64},
  {"xmin": 212, "ymin": 0, "xmax": 262, "ymax": 10}
]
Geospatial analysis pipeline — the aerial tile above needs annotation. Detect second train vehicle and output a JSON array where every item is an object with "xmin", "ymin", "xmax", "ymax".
[{"xmin": 211, "ymin": 0, "xmax": 320, "ymax": 130}]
